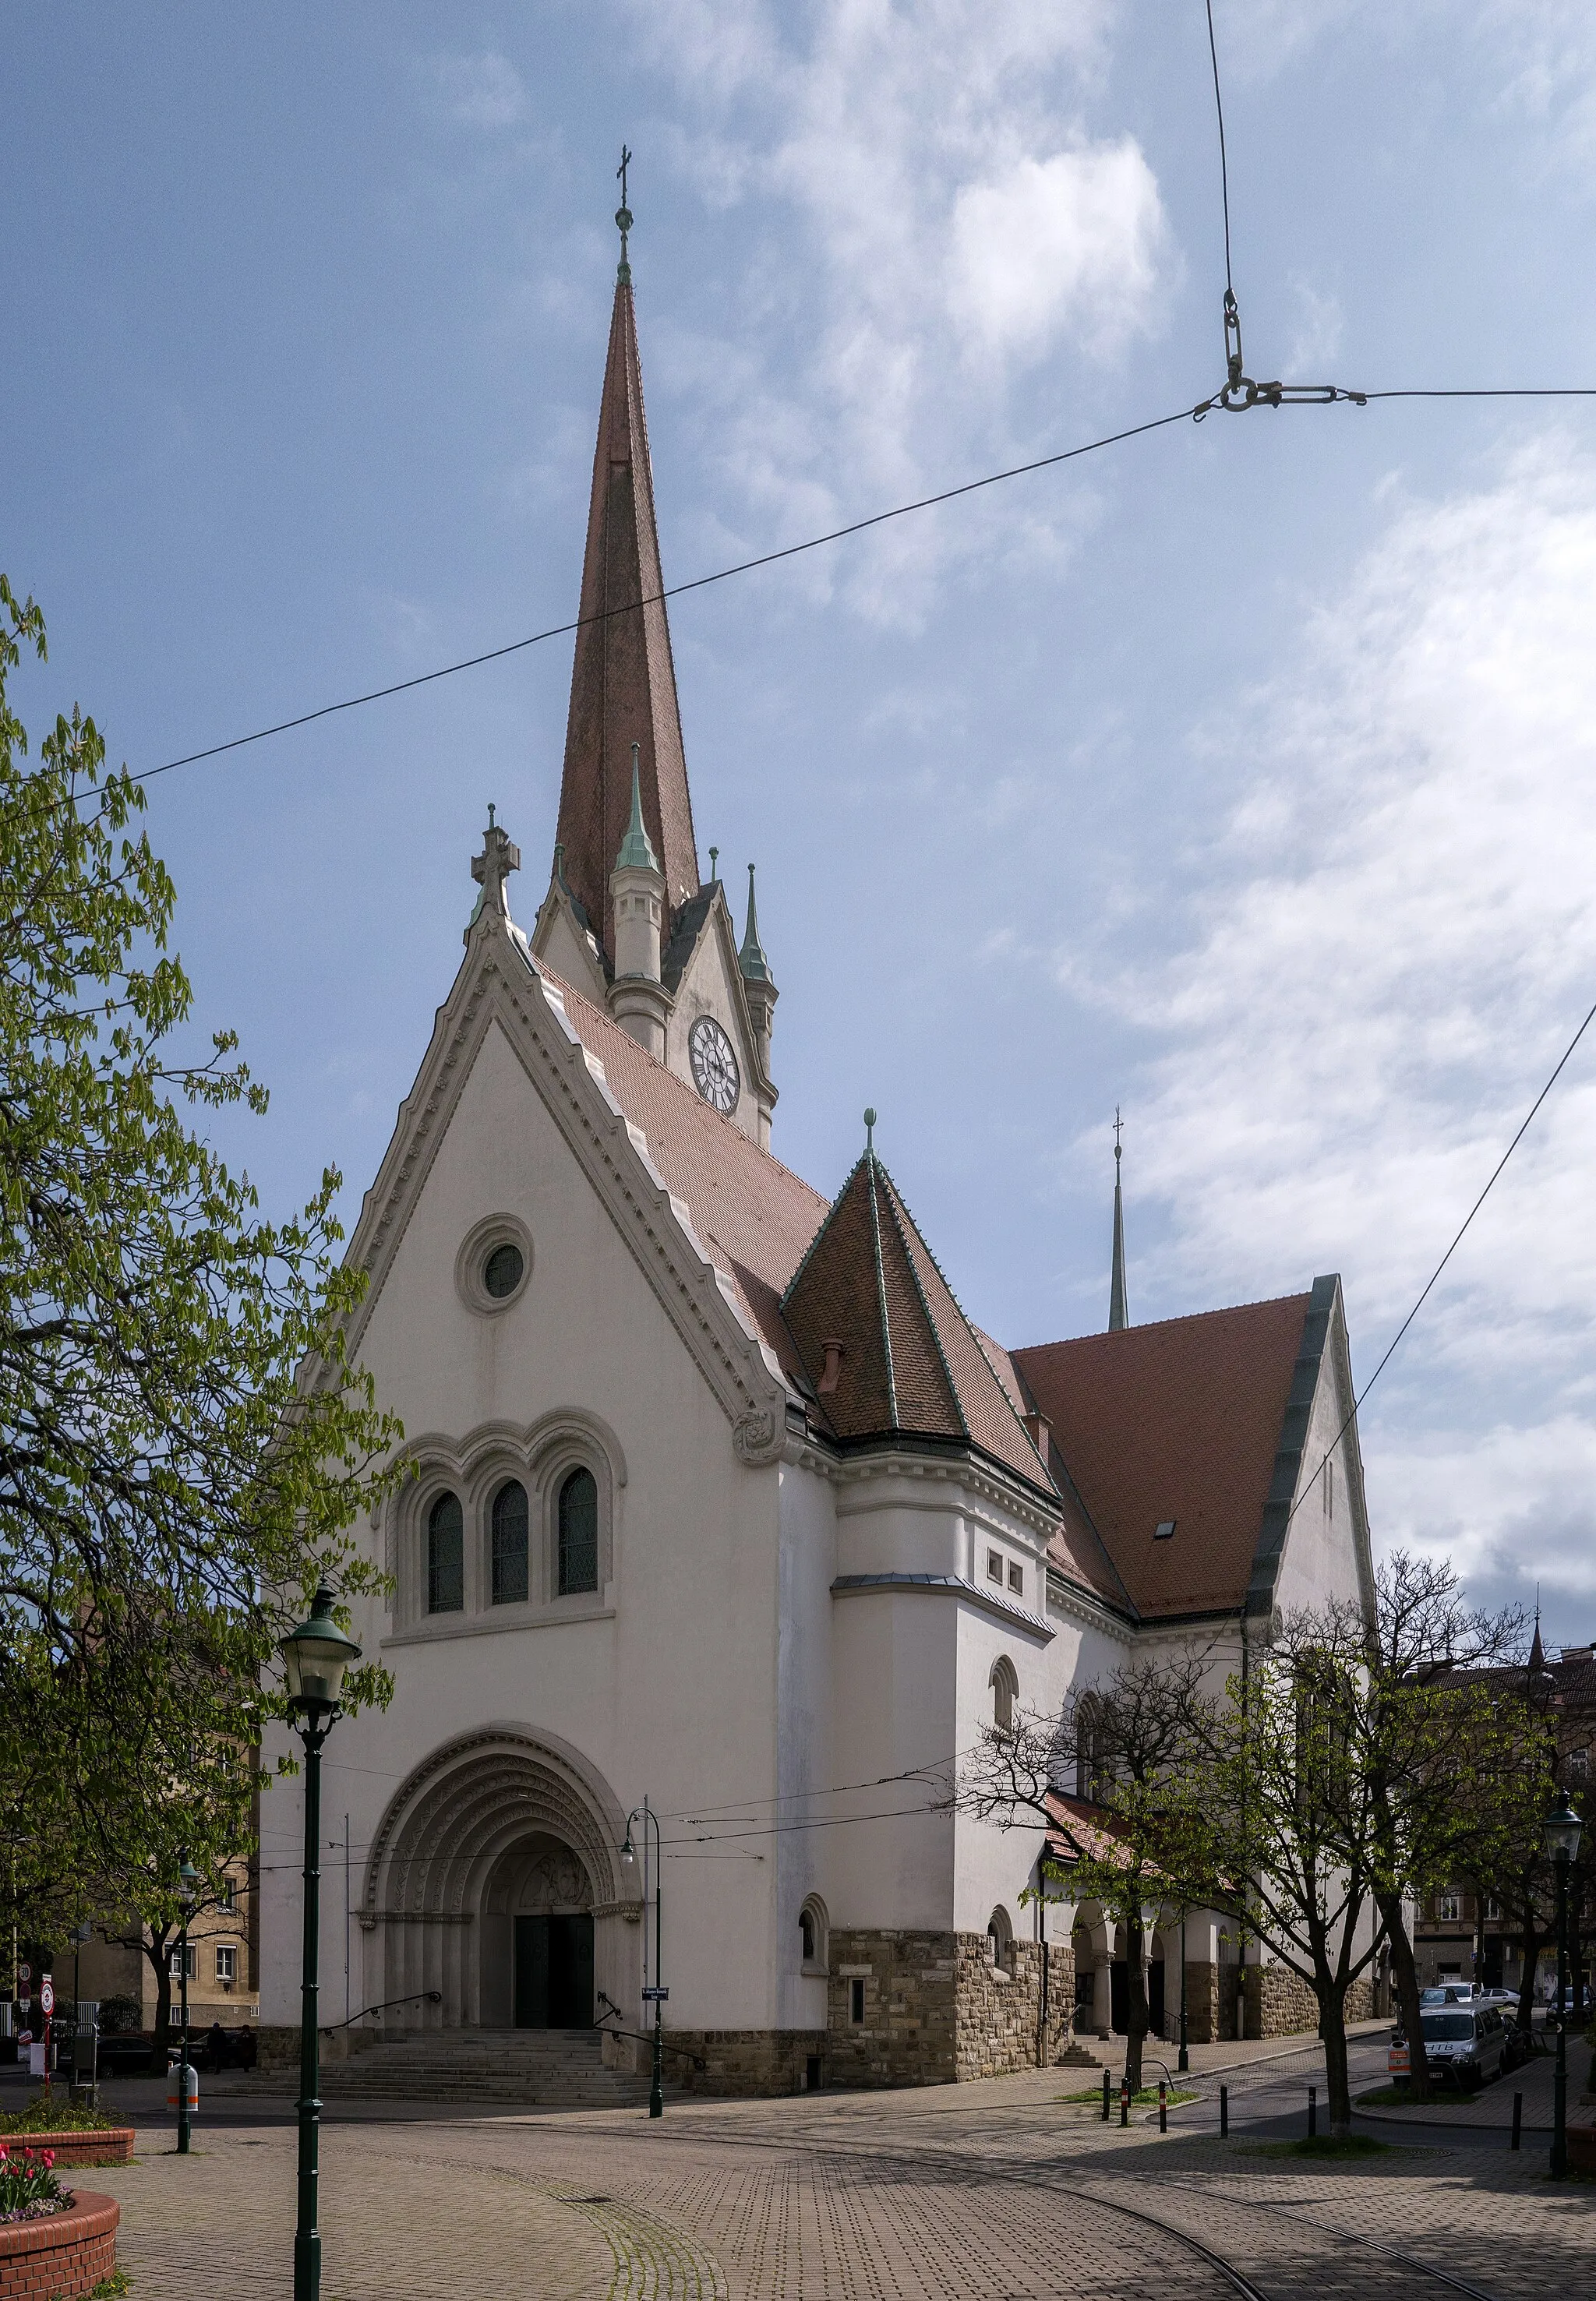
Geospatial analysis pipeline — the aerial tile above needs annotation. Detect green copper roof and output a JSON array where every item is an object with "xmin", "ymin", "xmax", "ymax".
[{"xmin": 615, "ymin": 743, "xmax": 659, "ymax": 873}]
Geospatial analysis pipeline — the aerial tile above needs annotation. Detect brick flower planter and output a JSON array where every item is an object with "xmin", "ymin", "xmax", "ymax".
[
  {"xmin": 1568, "ymin": 2121, "xmax": 1596, "ymax": 2177},
  {"xmin": 1, "ymin": 2130, "xmax": 134, "ymax": 2169},
  {"xmin": 0, "ymin": 2189, "xmax": 119, "ymax": 2299}
]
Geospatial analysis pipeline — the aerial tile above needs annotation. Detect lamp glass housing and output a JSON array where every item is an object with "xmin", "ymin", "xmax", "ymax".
[
  {"xmin": 1542, "ymin": 1795, "xmax": 1584, "ymax": 1862},
  {"xmin": 280, "ymin": 1583, "xmax": 362, "ymax": 1708},
  {"xmin": 620, "ymin": 1837, "xmax": 637, "ymax": 1883}
]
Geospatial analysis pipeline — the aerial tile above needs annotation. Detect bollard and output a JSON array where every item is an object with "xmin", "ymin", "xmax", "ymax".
[
  {"xmin": 1511, "ymin": 2091, "xmax": 1523, "ymax": 2151},
  {"xmin": 1220, "ymin": 2082, "xmax": 1229, "ymax": 2138},
  {"xmin": 1120, "ymin": 2076, "xmax": 1130, "ymax": 2128},
  {"xmin": 1308, "ymin": 2083, "xmax": 1317, "ymax": 2140},
  {"xmin": 1159, "ymin": 2077, "xmax": 1167, "ymax": 2133},
  {"xmin": 1102, "ymin": 2070, "xmax": 1111, "ymax": 2121}
]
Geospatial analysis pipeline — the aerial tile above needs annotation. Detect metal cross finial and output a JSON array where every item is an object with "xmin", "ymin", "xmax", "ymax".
[
  {"xmin": 615, "ymin": 145, "xmax": 634, "ymax": 281},
  {"xmin": 488, "ymin": 802, "xmax": 496, "ymax": 828},
  {"xmin": 708, "ymin": 845, "xmax": 719, "ymax": 883},
  {"xmin": 864, "ymin": 1106, "xmax": 877, "ymax": 1155},
  {"xmin": 1114, "ymin": 1106, "xmax": 1123, "ymax": 1163}
]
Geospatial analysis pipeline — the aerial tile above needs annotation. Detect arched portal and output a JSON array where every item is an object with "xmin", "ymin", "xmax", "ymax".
[{"xmin": 358, "ymin": 1727, "xmax": 639, "ymax": 2032}]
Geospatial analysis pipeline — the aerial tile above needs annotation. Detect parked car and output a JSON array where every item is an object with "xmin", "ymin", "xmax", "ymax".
[
  {"xmin": 1421, "ymin": 1983, "xmax": 1475, "ymax": 2006},
  {"xmin": 1420, "ymin": 2004, "xmax": 1509, "ymax": 2088}
]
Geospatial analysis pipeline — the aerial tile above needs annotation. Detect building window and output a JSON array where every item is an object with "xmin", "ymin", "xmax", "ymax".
[
  {"xmin": 849, "ymin": 1978, "xmax": 866, "ymax": 2024},
  {"xmin": 427, "ymin": 1491, "xmax": 464, "ymax": 1614},
  {"xmin": 217, "ymin": 1877, "xmax": 235, "ymax": 1912},
  {"xmin": 169, "ymin": 1943, "xmax": 196, "ymax": 1979},
  {"xmin": 557, "ymin": 1466, "xmax": 599, "ymax": 1597},
  {"xmin": 215, "ymin": 1945, "xmax": 235, "ymax": 1985},
  {"xmin": 483, "ymin": 1240, "xmax": 524, "ymax": 1299},
  {"xmin": 800, "ymin": 1894, "xmax": 828, "ymax": 1975},
  {"xmin": 491, "ymin": 1480, "xmax": 530, "ymax": 1605},
  {"xmin": 1436, "ymin": 1890, "xmax": 1463, "ymax": 1924},
  {"xmin": 1486, "ymin": 1897, "xmax": 1503, "ymax": 1921},
  {"xmin": 990, "ymin": 1655, "xmax": 1019, "ymax": 1735},
  {"xmin": 987, "ymin": 1907, "xmax": 1015, "ymax": 1976},
  {"xmin": 987, "ymin": 1550, "xmax": 1002, "ymax": 1583},
  {"xmin": 1007, "ymin": 1561, "xmax": 1023, "ymax": 1596}
]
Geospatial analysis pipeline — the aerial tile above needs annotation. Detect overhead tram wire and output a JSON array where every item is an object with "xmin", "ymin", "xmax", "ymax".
[{"xmin": 1285, "ymin": 986, "xmax": 1596, "ymax": 1532}]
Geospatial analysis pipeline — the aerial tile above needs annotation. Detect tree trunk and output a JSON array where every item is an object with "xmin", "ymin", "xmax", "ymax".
[
  {"xmin": 1319, "ymin": 1986, "xmax": 1354, "ymax": 2137},
  {"xmin": 1124, "ymin": 1909, "xmax": 1148, "ymax": 2094},
  {"xmin": 1377, "ymin": 1890, "xmax": 1432, "ymax": 2102},
  {"xmin": 147, "ymin": 1932, "xmax": 172, "ymax": 2066},
  {"xmin": 1512, "ymin": 1903, "xmax": 1543, "ymax": 2037}
]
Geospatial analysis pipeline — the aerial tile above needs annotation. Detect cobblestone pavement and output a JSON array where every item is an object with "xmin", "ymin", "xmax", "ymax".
[{"xmin": 79, "ymin": 2051, "xmax": 1595, "ymax": 2301}]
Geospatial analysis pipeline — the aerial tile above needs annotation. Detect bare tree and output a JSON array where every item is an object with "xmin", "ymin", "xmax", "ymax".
[{"xmin": 960, "ymin": 1647, "xmax": 1212, "ymax": 2092}]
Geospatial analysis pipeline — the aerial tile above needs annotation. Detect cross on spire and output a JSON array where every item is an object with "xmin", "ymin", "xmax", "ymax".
[
  {"xmin": 1108, "ymin": 1107, "xmax": 1129, "ymax": 1332},
  {"xmin": 615, "ymin": 144, "xmax": 634, "ymax": 283},
  {"xmin": 471, "ymin": 808, "xmax": 521, "ymax": 928}
]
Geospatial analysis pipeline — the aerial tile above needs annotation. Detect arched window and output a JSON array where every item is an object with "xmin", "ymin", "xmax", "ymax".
[
  {"xmin": 987, "ymin": 1905, "xmax": 1015, "ymax": 1976},
  {"xmin": 557, "ymin": 1466, "xmax": 598, "ymax": 1597},
  {"xmin": 799, "ymin": 1893, "xmax": 828, "ymax": 1975},
  {"xmin": 990, "ymin": 1655, "xmax": 1019, "ymax": 1735},
  {"xmin": 491, "ymin": 1479, "xmax": 529, "ymax": 1605},
  {"xmin": 427, "ymin": 1491, "xmax": 464, "ymax": 1615}
]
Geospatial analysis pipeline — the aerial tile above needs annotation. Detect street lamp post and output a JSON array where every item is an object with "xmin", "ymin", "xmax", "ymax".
[
  {"xmin": 620, "ymin": 1800, "xmax": 664, "ymax": 2119},
  {"xmin": 1542, "ymin": 1795, "xmax": 1584, "ymax": 2179},
  {"xmin": 280, "ymin": 1583, "xmax": 362, "ymax": 2301},
  {"xmin": 175, "ymin": 1856, "xmax": 200, "ymax": 2155}
]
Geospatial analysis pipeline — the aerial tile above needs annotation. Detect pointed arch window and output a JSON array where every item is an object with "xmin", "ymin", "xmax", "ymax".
[
  {"xmin": 427, "ymin": 1492, "xmax": 464, "ymax": 1615},
  {"xmin": 492, "ymin": 1479, "xmax": 529, "ymax": 1605},
  {"xmin": 557, "ymin": 1466, "xmax": 599, "ymax": 1597}
]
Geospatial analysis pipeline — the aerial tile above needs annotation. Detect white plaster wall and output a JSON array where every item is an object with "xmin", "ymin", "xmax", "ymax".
[
  {"xmin": 773, "ymin": 1461, "xmax": 838, "ymax": 2030},
  {"xmin": 261, "ymin": 1018, "xmax": 789, "ymax": 2035},
  {"xmin": 1273, "ymin": 1338, "xmax": 1368, "ymax": 1620}
]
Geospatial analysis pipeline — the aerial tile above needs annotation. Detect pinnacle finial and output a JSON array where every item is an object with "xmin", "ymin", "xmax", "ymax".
[
  {"xmin": 739, "ymin": 860, "xmax": 772, "ymax": 983},
  {"xmin": 469, "ymin": 808, "xmax": 521, "ymax": 936},
  {"xmin": 615, "ymin": 739, "xmax": 659, "ymax": 872},
  {"xmin": 615, "ymin": 143, "xmax": 634, "ymax": 284},
  {"xmin": 708, "ymin": 845, "xmax": 719, "ymax": 884},
  {"xmin": 1108, "ymin": 1107, "xmax": 1129, "ymax": 1332},
  {"xmin": 863, "ymin": 1106, "xmax": 877, "ymax": 1154}
]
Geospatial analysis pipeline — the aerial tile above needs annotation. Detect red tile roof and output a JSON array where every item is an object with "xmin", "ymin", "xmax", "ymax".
[
  {"xmin": 1013, "ymin": 1296, "xmax": 1313, "ymax": 1619},
  {"xmin": 556, "ymin": 277, "xmax": 700, "ymax": 962},
  {"xmin": 782, "ymin": 1152, "xmax": 1053, "ymax": 1493},
  {"xmin": 543, "ymin": 964, "xmax": 826, "ymax": 1385}
]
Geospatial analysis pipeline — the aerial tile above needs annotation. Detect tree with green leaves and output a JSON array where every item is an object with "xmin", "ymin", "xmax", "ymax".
[{"xmin": 0, "ymin": 575, "xmax": 404, "ymax": 1963}]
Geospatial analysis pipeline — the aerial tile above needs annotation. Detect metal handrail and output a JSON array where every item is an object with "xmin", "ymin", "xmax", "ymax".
[{"xmin": 320, "ymin": 1989, "xmax": 443, "ymax": 2036}]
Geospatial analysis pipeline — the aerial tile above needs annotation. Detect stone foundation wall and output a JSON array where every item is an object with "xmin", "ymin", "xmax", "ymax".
[
  {"xmin": 824, "ymin": 1929, "xmax": 1077, "ymax": 2088},
  {"xmin": 1245, "ymin": 1961, "xmax": 1319, "ymax": 2038},
  {"xmin": 1182, "ymin": 1960, "xmax": 1221, "ymax": 2045},
  {"xmin": 665, "ymin": 2030, "xmax": 827, "ymax": 2098}
]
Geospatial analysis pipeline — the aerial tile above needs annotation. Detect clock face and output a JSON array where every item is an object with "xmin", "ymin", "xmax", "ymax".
[{"xmin": 689, "ymin": 1015, "xmax": 740, "ymax": 1113}]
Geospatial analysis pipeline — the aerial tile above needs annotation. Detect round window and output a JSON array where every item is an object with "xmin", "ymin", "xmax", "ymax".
[{"xmin": 483, "ymin": 1241, "xmax": 524, "ymax": 1299}]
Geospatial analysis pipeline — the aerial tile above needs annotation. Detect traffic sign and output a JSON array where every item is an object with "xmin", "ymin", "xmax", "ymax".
[
  {"xmin": 39, "ymin": 1979, "xmax": 54, "ymax": 2017},
  {"xmin": 16, "ymin": 1962, "xmax": 30, "ymax": 1986},
  {"xmin": 641, "ymin": 1985, "xmax": 669, "ymax": 2003}
]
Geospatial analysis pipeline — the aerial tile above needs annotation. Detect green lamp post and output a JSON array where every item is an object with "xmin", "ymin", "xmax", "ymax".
[
  {"xmin": 175, "ymin": 1855, "xmax": 201, "ymax": 2154},
  {"xmin": 1543, "ymin": 1794, "xmax": 1584, "ymax": 2178},
  {"xmin": 620, "ymin": 1801, "xmax": 665, "ymax": 2119},
  {"xmin": 280, "ymin": 1583, "xmax": 362, "ymax": 2300}
]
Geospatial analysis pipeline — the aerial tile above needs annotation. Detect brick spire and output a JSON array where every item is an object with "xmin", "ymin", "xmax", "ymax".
[{"xmin": 555, "ymin": 255, "xmax": 699, "ymax": 964}]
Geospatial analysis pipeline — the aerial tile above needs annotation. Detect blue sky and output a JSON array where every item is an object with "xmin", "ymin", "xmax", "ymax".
[{"xmin": 7, "ymin": 2, "xmax": 1596, "ymax": 1639}]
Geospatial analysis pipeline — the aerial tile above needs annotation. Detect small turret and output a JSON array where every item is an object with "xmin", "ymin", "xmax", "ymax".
[
  {"xmin": 739, "ymin": 863, "xmax": 779, "ymax": 1092},
  {"xmin": 609, "ymin": 742, "xmax": 671, "ymax": 1057}
]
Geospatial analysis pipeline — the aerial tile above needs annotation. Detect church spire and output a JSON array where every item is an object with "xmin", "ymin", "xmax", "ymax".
[
  {"xmin": 1108, "ymin": 1109, "xmax": 1129, "ymax": 1332},
  {"xmin": 554, "ymin": 160, "xmax": 699, "ymax": 967}
]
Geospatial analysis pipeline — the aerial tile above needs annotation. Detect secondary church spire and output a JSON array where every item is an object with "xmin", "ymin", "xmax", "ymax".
[
  {"xmin": 1108, "ymin": 1109, "xmax": 1129, "ymax": 1332},
  {"xmin": 554, "ymin": 160, "xmax": 699, "ymax": 967}
]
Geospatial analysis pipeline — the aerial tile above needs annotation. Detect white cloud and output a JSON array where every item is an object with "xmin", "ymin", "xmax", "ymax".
[
  {"xmin": 421, "ymin": 51, "xmax": 528, "ymax": 129},
  {"xmin": 1084, "ymin": 436, "xmax": 1596, "ymax": 1596},
  {"xmin": 948, "ymin": 143, "xmax": 1165, "ymax": 365},
  {"xmin": 630, "ymin": 0, "xmax": 1164, "ymax": 623}
]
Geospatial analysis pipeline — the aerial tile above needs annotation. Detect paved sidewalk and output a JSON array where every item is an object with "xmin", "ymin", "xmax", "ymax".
[{"xmin": 1354, "ymin": 2037, "xmax": 1594, "ymax": 2133}]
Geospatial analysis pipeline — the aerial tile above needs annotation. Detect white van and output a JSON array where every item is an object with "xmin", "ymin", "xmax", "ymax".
[{"xmin": 1420, "ymin": 2003, "xmax": 1508, "ymax": 2088}]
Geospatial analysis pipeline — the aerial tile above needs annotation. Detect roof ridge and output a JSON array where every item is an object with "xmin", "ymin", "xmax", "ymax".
[
  {"xmin": 1015, "ymin": 1288, "xmax": 1314, "ymax": 1352},
  {"xmin": 864, "ymin": 1156, "xmax": 899, "ymax": 1429},
  {"xmin": 535, "ymin": 952, "xmax": 828, "ymax": 1212},
  {"xmin": 878, "ymin": 1161, "xmax": 1053, "ymax": 1479},
  {"xmin": 875, "ymin": 1164, "xmax": 967, "ymax": 1439}
]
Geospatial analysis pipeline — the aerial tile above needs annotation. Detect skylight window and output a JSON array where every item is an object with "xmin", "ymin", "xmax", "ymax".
[{"xmin": 1154, "ymin": 1520, "xmax": 1176, "ymax": 1540}]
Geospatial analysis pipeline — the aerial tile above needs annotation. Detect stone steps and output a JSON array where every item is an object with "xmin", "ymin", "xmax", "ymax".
[{"xmin": 320, "ymin": 2028, "xmax": 659, "ymax": 2107}]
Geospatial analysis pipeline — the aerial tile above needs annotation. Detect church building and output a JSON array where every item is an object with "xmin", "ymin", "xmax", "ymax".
[{"xmin": 259, "ymin": 221, "xmax": 1377, "ymax": 2095}]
